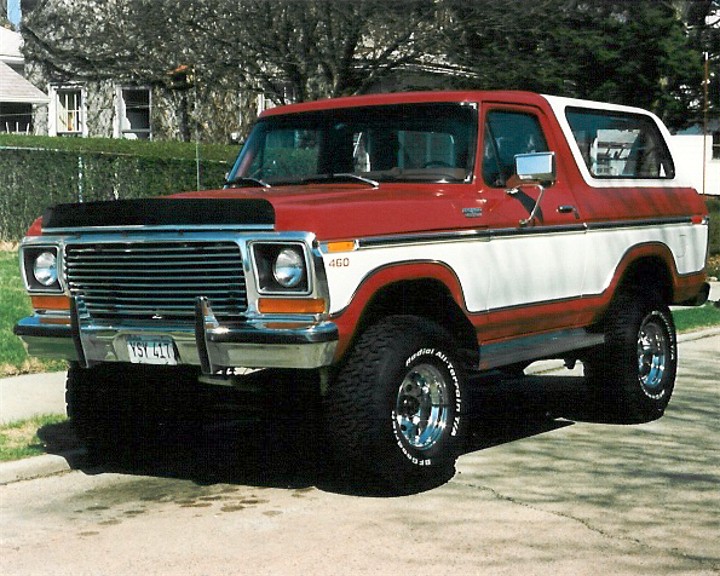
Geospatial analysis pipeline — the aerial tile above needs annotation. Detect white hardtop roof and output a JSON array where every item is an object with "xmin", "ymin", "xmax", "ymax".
[
  {"xmin": 542, "ymin": 94, "xmax": 662, "ymax": 116},
  {"xmin": 542, "ymin": 94, "xmax": 689, "ymax": 189}
]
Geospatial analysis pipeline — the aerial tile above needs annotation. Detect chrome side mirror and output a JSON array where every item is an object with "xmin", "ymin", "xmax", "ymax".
[
  {"xmin": 515, "ymin": 151, "xmax": 556, "ymax": 184},
  {"xmin": 506, "ymin": 152, "xmax": 556, "ymax": 227}
]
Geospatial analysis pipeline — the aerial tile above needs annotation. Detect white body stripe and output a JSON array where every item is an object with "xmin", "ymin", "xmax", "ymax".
[{"xmin": 322, "ymin": 222, "xmax": 708, "ymax": 315}]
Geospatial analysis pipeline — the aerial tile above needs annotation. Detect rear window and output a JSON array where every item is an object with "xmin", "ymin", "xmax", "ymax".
[{"xmin": 566, "ymin": 108, "xmax": 674, "ymax": 179}]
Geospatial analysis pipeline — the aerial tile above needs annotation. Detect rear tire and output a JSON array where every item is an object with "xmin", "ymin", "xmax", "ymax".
[
  {"xmin": 584, "ymin": 291, "xmax": 677, "ymax": 423},
  {"xmin": 324, "ymin": 316, "xmax": 466, "ymax": 492}
]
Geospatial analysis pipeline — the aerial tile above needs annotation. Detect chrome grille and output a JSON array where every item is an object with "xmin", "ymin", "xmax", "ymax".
[{"xmin": 65, "ymin": 241, "xmax": 247, "ymax": 321}]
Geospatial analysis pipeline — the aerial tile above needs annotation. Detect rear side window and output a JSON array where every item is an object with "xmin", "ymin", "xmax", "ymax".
[{"xmin": 566, "ymin": 107, "xmax": 674, "ymax": 179}]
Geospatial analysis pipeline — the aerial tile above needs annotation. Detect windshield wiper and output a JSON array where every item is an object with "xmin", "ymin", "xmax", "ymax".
[
  {"xmin": 224, "ymin": 176, "xmax": 271, "ymax": 189},
  {"xmin": 300, "ymin": 173, "xmax": 379, "ymax": 188},
  {"xmin": 373, "ymin": 171, "xmax": 468, "ymax": 184}
]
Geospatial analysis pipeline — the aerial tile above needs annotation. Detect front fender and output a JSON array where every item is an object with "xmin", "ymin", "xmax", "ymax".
[{"xmin": 328, "ymin": 261, "xmax": 468, "ymax": 359}]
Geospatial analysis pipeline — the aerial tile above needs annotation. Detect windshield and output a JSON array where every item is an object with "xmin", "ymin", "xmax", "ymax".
[{"xmin": 227, "ymin": 103, "xmax": 478, "ymax": 186}]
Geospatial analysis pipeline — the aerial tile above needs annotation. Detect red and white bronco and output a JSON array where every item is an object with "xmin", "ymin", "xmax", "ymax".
[{"xmin": 15, "ymin": 91, "xmax": 710, "ymax": 488}]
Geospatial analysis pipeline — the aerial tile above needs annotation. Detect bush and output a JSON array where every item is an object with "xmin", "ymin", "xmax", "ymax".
[
  {"xmin": 0, "ymin": 133, "xmax": 236, "ymax": 162},
  {"xmin": 705, "ymin": 196, "xmax": 720, "ymax": 256},
  {"xmin": 0, "ymin": 135, "xmax": 238, "ymax": 241},
  {"xmin": 705, "ymin": 196, "xmax": 720, "ymax": 279}
]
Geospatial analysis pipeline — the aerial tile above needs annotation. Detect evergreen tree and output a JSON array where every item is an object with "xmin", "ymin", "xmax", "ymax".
[{"xmin": 442, "ymin": 0, "xmax": 703, "ymax": 129}]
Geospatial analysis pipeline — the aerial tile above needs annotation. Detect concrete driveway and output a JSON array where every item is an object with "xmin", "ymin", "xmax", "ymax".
[{"xmin": 0, "ymin": 334, "xmax": 718, "ymax": 575}]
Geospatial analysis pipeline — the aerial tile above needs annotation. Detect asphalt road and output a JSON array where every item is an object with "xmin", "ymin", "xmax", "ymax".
[{"xmin": 1, "ymin": 335, "xmax": 718, "ymax": 576}]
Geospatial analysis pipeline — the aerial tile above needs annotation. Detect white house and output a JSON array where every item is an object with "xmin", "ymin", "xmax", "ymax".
[
  {"xmin": 672, "ymin": 125, "xmax": 720, "ymax": 197},
  {"xmin": 0, "ymin": 26, "xmax": 48, "ymax": 133}
]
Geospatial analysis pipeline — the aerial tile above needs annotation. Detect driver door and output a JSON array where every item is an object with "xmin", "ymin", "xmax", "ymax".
[{"xmin": 478, "ymin": 105, "xmax": 587, "ymax": 334}]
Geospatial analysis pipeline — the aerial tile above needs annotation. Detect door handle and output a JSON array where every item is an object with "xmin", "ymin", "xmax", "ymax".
[{"xmin": 557, "ymin": 205, "xmax": 580, "ymax": 219}]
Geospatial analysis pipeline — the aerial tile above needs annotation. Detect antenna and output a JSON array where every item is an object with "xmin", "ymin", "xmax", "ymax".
[{"xmin": 703, "ymin": 52, "xmax": 709, "ymax": 196}]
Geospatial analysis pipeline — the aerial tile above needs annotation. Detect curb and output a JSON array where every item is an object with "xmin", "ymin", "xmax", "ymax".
[
  {"xmin": 677, "ymin": 326, "xmax": 720, "ymax": 343},
  {"xmin": 0, "ymin": 449, "xmax": 85, "ymax": 486}
]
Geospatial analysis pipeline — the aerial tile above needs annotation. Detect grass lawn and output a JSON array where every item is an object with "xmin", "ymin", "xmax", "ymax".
[
  {"xmin": 673, "ymin": 302, "xmax": 720, "ymax": 333},
  {"xmin": 0, "ymin": 249, "xmax": 65, "ymax": 377},
  {"xmin": 0, "ymin": 414, "xmax": 73, "ymax": 462},
  {"xmin": 0, "ymin": 249, "xmax": 38, "ymax": 374}
]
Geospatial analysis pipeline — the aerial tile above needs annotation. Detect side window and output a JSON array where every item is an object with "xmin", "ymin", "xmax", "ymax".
[
  {"xmin": 483, "ymin": 110, "xmax": 548, "ymax": 187},
  {"xmin": 566, "ymin": 108, "xmax": 675, "ymax": 179}
]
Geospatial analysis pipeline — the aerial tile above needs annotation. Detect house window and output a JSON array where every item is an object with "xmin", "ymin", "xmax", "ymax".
[
  {"xmin": 713, "ymin": 132, "xmax": 720, "ymax": 160},
  {"xmin": 117, "ymin": 87, "xmax": 151, "ymax": 139},
  {"xmin": 56, "ymin": 89, "xmax": 83, "ymax": 135},
  {"xmin": 0, "ymin": 103, "xmax": 33, "ymax": 134}
]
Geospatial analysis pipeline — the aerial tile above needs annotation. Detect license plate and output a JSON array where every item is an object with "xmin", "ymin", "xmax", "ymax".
[{"xmin": 127, "ymin": 336, "xmax": 177, "ymax": 365}]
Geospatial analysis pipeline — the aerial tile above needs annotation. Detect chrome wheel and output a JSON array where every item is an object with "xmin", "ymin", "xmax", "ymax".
[
  {"xmin": 637, "ymin": 312, "xmax": 670, "ymax": 397},
  {"xmin": 395, "ymin": 363, "xmax": 451, "ymax": 451},
  {"xmin": 584, "ymin": 291, "xmax": 677, "ymax": 423},
  {"xmin": 325, "ymin": 316, "xmax": 466, "ymax": 489}
]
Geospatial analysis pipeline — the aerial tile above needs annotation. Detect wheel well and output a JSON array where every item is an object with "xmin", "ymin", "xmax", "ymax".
[
  {"xmin": 617, "ymin": 256, "xmax": 673, "ymax": 303},
  {"xmin": 356, "ymin": 279, "xmax": 478, "ymax": 366}
]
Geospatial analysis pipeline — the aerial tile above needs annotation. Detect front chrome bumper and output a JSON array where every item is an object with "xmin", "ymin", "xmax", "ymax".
[{"xmin": 14, "ymin": 296, "xmax": 338, "ymax": 372}]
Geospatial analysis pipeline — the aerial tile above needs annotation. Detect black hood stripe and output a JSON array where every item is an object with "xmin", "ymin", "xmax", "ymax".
[{"xmin": 42, "ymin": 198, "xmax": 275, "ymax": 229}]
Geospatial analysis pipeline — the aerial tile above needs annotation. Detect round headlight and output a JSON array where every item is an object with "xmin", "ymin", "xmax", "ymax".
[
  {"xmin": 33, "ymin": 251, "xmax": 58, "ymax": 287},
  {"xmin": 272, "ymin": 247, "xmax": 305, "ymax": 289}
]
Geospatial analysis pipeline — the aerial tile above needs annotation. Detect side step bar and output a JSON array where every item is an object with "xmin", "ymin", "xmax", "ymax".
[{"xmin": 478, "ymin": 328, "xmax": 605, "ymax": 371}]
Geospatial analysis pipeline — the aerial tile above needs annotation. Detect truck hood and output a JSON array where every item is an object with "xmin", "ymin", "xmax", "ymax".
[
  {"xmin": 39, "ymin": 183, "xmax": 481, "ymax": 241},
  {"xmin": 171, "ymin": 183, "xmax": 477, "ymax": 241}
]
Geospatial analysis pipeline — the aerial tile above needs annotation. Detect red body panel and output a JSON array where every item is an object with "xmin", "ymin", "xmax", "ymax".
[{"xmin": 330, "ymin": 262, "xmax": 467, "ymax": 358}]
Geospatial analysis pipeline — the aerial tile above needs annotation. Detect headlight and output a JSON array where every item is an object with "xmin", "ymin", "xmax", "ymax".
[
  {"xmin": 33, "ymin": 251, "xmax": 58, "ymax": 287},
  {"xmin": 22, "ymin": 246, "xmax": 62, "ymax": 291},
  {"xmin": 252, "ymin": 242, "xmax": 310, "ymax": 294},
  {"xmin": 273, "ymin": 247, "xmax": 305, "ymax": 288}
]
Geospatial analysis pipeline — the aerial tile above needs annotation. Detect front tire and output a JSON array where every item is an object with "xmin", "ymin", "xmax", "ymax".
[
  {"xmin": 66, "ymin": 362, "xmax": 127, "ymax": 460},
  {"xmin": 324, "ymin": 316, "xmax": 466, "ymax": 491},
  {"xmin": 66, "ymin": 362, "xmax": 200, "ymax": 461},
  {"xmin": 585, "ymin": 291, "xmax": 677, "ymax": 423}
]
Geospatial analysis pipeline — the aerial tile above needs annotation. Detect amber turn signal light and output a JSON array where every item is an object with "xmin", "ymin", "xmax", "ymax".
[
  {"xmin": 258, "ymin": 298, "xmax": 326, "ymax": 314},
  {"xmin": 31, "ymin": 295, "xmax": 71, "ymax": 311}
]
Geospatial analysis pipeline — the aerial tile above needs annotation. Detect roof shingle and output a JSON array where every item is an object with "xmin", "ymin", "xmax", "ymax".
[{"xmin": 0, "ymin": 60, "xmax": 48, "ymax": 104}]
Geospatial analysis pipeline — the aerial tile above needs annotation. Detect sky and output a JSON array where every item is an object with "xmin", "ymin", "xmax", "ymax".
[{"xmin": 7, "ymin": 0, "xmax": 20, "ymax": 26}]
